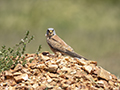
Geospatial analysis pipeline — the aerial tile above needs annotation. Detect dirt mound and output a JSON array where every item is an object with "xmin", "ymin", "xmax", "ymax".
[{"xmin": 0, "ymin": 51, "xmax": 120, "ymax": 90}]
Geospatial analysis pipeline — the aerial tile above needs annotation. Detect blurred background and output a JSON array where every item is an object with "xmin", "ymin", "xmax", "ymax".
[{"xmin": 0, "ymin": 0, "xmax": 120, "ymax": 76}]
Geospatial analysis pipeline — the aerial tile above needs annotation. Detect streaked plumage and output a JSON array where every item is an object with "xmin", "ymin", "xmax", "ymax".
[{"xmin": 45, "ymin": 28, "xmax": 88, "ymax": 60}]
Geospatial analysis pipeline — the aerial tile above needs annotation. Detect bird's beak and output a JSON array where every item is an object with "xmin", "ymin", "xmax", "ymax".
[
  {"xmin": 50, "ymin": 30, "xmax": 52, "ymax": 32},
  {"xmin": 49, "ymin": 30, "xmax": 53, "ymax": 34}
]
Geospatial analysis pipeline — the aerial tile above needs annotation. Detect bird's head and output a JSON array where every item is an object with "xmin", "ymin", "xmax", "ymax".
[{"xmin": 45, "ymin": 28, "xmax": 56, "ymax": 37}]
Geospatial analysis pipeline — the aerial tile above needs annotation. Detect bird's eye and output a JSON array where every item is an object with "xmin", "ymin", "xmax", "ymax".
[{"xmin": 47, "ymin": 30, "xmax": 50, "ymax": 35}]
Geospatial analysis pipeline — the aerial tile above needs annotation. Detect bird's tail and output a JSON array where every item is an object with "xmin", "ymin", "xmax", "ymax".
[{"xmin": 65, "ymin": 50, "xmax": 88, "ymax": 60}]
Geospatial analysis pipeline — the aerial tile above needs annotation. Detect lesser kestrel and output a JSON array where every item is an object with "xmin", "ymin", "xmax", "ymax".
[{"xmin": 45, "ymin": 28, "xmax": 88, "ymax": 60}]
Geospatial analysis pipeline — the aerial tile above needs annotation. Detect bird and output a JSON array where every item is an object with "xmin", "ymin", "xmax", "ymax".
[{"xmin": 45, "ymin": 28, "xmax": 88, "ymax": 60}]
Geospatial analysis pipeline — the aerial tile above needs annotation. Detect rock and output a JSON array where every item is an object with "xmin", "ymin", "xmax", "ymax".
[
  {"xmin": 21, "ymin": 68, "xmax": 29, "ymax": 73},
  {"xmin": 48, "ymin": 73, "xmax": 58, "ymax": 78},
  {"xmin": 0, "ymin": 74, "xmax": 5, "ymax": 82},
  {"xmin": 13, "ymin": 64, "xmax": 23, "ymax": 72},
  {"xmin": 61, "ymin": 67, "xmax": 71, "ymax": 73},
  {"xmin": 46, "ymin": 83, "xmax": 54, "ymax": 89},
  {"xmin": 82, "ymin": 65, "xmax": 93, "ymax": 73},
  {"xmin": 89, "ymin": 60, "xmax": 97, "ymax": 66},
  {"xmin": 76, "ymin": 59, "xmax": 87, "ymax": 65},
  {"xmin": 93, "ymin": 66, "xmax": 100, "ymax": 75},
  {"xmin": 109, "ymin": 80, "xmax": 114, "ymax": 86},
  {"xmin": 0, "ymin": 52, "xmax": 120, "ymax": 90},
  {"xmin": 10, "ymin": 79, "xmax": 16, "ymax": 86},
  {"xmin": 26, "ymin": 57, "xmax": 35, "ymax": 62},
  {"xmin": 14, "ymin": 74, "xmax": 28, "ymax": 82},
  {"xmin": 97, "ymin": 67, "xmax": 112, "ymax": 81},
  {"xmin": 47, "ymin": 64, "xmax": 58, "ymax": 72},
  {"xmin": 32, "ymin": 83, "xmax": 39, "ymax": 89},
  {"xmin": 8, "ymin": 86, "xmax": 16, "ymax": 90},
  {"xmin": 37, "ymin": 64, "xmax": 46, "ymax": 69},
  {"xmin": 35, "ymin": 85, "xmax": 46, "ymax": 90},
  {"xmin": 32, "ymin": 69, "xmax": 40, "ymax": 75},
  {"xmin": 13, "ymin": 72, "xmax": 22, "ymax": 76},
  {"xmin": 40, "ymin": 54, "xmax": 50, "ymax": 61},
  {"xmin": 2, "ymin": 82, "xmax": 7, "ymax": 86},
  {"xmin": 96, "ymin": 80, "xmax": 109, "ymax": 89},
  {"xmin": 4, "ymin": 71, "xmax": 13, "ymax": 79},
  {"xmin": 84, "ymin": 74, "xmax": 94, "ymax": 82},
  {"xmin": 61, "ymin": 83, "xmax": 69, "ymax": 89},
  {"xmin": 111, "ymin": 74, "xmax": 117, "ymax": 80},
  {"xmin": 4, "ymin": 79, "xmax": 17, "ymax": 86},
  {"xmin": 74, "ymin": 69, "xmax": 87, "ymax": 78},
  {"xmin": 27, "ymin": 62, "xmax": 37, "ymax": 69},
  {"xmin": 42, "ymin": 51, "xmax": 50, "ymax": 56},
  {"xmin": 47, "ymin": 78, "xmax": 53, "ymax": 83}
]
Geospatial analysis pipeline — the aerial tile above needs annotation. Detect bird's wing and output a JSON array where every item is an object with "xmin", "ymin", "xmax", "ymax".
[
  {"xmin": 52, "ymin": 35, "xmax": 73, "ymax": 51},
  {"xmin": 52, "ymin": 35, "xmax": 68, "ymax": 45},
  {"xmin": 47, "ymin": 35, "xmax": 73, "ymax": 53},
  {"xmin": 47, "ymin": 35, "xmax": 88, "ymax": 60}
]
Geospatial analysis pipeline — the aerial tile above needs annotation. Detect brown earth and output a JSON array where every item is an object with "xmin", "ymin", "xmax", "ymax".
[{"xmin": 0, "ymin": 51, "xmax": 120, "ymax": 90}]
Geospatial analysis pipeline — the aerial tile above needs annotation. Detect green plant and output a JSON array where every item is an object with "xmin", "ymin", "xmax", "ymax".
[
  {"xmin": 36, "ymin": 45, "xmax": 42, "ymax": 56},
  {"xmin": 0, "ymin": 31, "xmax": 34, "ymax": 72}
]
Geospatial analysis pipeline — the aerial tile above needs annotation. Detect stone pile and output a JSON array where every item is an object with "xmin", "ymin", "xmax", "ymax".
[{"xmin": 0, "ymin": 51, "xmax": 120, "ymax": 90}]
